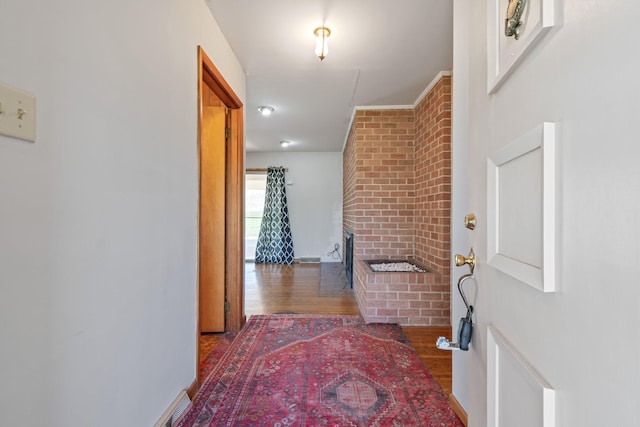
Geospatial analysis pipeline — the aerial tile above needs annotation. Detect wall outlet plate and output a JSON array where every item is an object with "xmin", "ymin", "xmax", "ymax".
[{"xmin": 0, "ymin": 82, "xmax": 36, "ymax": 142}]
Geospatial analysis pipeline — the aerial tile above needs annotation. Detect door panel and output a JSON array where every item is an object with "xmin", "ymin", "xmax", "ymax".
[
  {"xmin": 481, "ymin": 124, "xmax": 558, "ymax": 425},
  {"xmin": 199, "ymin": 104, "xmax": 226, "ymax": 332}
]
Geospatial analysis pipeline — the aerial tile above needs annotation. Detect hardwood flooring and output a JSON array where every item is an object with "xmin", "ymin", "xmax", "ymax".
[
  {"xmin": 198, "ymin": 333, "xmax": 223, "ymax": 367},
  {"xmin": 245, "ymin": 262, "xmax": 360, "ymax": 316},
  {"xmin": 403, "ymin": 326, "xmax": 453, "ymax": 396},
  {"xmin": 199, "ymin": 262, "xmax": 453, "ymax": 396}
]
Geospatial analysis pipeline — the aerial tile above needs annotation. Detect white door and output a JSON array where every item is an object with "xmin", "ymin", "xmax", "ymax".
[{"xmin": 452, "ymin": 0, "xmax": 640, "ymax": 426}]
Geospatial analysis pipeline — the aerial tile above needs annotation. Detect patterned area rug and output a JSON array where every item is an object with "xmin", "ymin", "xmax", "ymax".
[{"xmin": 176, "ymin": 315, "xmax": 462, "ymax": 427}]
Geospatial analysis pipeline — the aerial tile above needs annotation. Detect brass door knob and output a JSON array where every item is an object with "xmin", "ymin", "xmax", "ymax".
[{"xmin": 455, "ymin": 248, "xmax": 475, "ymax": 274}]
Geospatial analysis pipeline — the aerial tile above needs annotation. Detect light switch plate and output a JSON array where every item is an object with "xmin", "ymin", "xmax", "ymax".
[{"xmin": 0, "ymin": 82, "xmax": 36, "ymax": 142}]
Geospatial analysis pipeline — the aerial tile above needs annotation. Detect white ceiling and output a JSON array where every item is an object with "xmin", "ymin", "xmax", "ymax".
[{"xmin": 205, "ymin": 0, "xmax": 453, "ymax": 152}]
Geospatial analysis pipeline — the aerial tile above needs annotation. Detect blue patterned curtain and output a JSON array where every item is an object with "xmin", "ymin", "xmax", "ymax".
[{"xmin": 255, "ymin": 167, "xmax": 295, "ymax": 264}]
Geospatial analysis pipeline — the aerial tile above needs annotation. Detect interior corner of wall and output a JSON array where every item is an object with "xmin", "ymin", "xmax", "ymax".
[{"xmin": 413, "ymin": 71, "xmax": 452, "ymax": 108}]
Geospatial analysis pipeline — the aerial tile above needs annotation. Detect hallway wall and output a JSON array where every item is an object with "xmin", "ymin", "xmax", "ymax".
[{"xmin": 0, "ymin": 1, "xmax": 245, "ymax": 425}]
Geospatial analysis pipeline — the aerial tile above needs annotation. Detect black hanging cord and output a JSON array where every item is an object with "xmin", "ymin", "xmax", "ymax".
[{"xmin": 327, "ymin": 243, "xmax": 342, "ymax": 261}]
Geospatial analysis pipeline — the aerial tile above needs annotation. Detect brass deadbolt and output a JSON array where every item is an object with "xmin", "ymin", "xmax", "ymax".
[{"xmin": 464, "ymin": 213, "xmax": 476, "ymax": 230}]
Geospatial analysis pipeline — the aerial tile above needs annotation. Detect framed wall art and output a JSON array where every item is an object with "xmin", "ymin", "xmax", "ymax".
[{"xmin": 487, "ymin": 0, "xmax": 558, "ymax": 93}]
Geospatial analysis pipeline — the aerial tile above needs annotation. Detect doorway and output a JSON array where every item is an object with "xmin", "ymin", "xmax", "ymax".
[{"xmin": 196, "ymin": 46, "xmax": 244, "ymax": 387}]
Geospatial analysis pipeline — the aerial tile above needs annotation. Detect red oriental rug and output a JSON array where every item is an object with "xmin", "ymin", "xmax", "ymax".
[{"xmin": 176, "ymin": 315, "xmax": 463, "ymax": 427}]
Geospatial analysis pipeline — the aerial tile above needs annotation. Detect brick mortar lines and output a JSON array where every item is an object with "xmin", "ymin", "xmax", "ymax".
[{"xmin": 343, "ymin": 77, "xmax": 452, "ymax": 326}]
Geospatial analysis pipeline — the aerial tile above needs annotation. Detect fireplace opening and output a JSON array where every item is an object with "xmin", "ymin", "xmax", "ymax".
[{"xmin": 344, "ymin": 231, "xmax": 354, "ymax": 288}]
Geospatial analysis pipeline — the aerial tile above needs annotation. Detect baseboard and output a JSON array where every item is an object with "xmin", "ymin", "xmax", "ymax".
[
  {"xmin": 449, "ymin": 393, "xmax": 468, "ymax": 426},
  {"xmin": 154, "ymin": 389, "xmax": 192, "ymax": 427},
  {"xmin": 186, "ymin": 378, "xmax": 198, "ymax": 400}
]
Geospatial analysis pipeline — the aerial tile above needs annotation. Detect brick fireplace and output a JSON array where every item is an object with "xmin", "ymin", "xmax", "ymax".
[{"xmin": 343, "ymin": 74, "xmax": 452, "ymax": 326}]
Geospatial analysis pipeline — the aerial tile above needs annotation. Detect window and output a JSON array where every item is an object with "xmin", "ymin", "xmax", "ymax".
[{"xmin": 245, "ymin": 173, "xmax": 267, "ymax": 260}]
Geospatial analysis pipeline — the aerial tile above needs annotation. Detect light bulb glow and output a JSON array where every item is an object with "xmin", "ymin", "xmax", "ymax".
[
  {"xmin": 258, "ymin": 106, "xmax": 274, "ymax": 116},
  {"xmin": 313, "ymin": 27, "xmax": 331, "ymax": 60}
]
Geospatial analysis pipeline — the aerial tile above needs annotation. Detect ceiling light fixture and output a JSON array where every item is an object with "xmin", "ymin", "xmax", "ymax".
[
  {"xmin": 257, "ymin": 106, "xmax": 274, "ymax": 116},
  {"xmin": 280, "ymin": 140, "xmax": 291, "ymax": 148},
  {"xmin": 313, "ymin": 26, "xmax": 331, "ymax": 61}
]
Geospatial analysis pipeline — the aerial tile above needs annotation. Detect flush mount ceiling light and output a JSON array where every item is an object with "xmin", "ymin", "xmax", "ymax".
[
  {"xmin": 280, "ymin": 140, "xmax": 291, "ymax": 148},
  {"xmin": 313, "ymin": 26, "xmax": 331, "ymax": 61},
  {"xmin": 257, "ymin": 106, "xmax": 274, "ymax": 116}
]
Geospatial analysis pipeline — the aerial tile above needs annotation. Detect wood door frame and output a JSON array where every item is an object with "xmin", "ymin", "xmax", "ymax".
[{"xmin": 195, "ymin": 45, "xmax": 245, "ymax": 387}]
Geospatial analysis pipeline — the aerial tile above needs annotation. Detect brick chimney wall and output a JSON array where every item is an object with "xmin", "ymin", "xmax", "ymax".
[
  {"xmin": 343, "ymin": 123, "xmax": 358, "ymax": 241},
  {"xmin": 345, "ymin": 109, "xmax": 416, "ymax": 259},
  {"xmin": 415, "ymin": 76, "xmax": 452, "ymax": 276},
  {"xmin": 343, "ymin": 75, "xmax": 452, "ymax": 326}
]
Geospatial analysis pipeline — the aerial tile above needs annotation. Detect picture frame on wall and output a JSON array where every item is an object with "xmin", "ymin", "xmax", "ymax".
[{"xmin": 487, "ymin": 0, "xmax": 558, "ymax": 94}]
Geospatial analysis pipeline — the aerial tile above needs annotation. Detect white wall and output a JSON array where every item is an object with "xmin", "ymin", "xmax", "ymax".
[
  {"xmin": 0, "ymin": 1, "xmax": 245, "ymax": 425},
  {"xmin": 455, "ymin": 0, "xmax": 640, "ymax": 426},
  {"xmin": 246, "ymin": 152, "xmax": 343, "ymax": 263}
]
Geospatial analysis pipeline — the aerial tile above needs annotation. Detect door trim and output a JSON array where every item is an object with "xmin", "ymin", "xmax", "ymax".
[{"xmin": 196, "ymin": 46, "xmax": 245, "ymax": 384}]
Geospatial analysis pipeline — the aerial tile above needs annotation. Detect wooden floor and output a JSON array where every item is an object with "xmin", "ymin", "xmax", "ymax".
[
  {"xmin": 245, "ymin": 261, "xmax": 360, "ymax": 316},
  {"xmin": 200, "ymin": 262, "xmax": 453, "ymax": 396}
]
